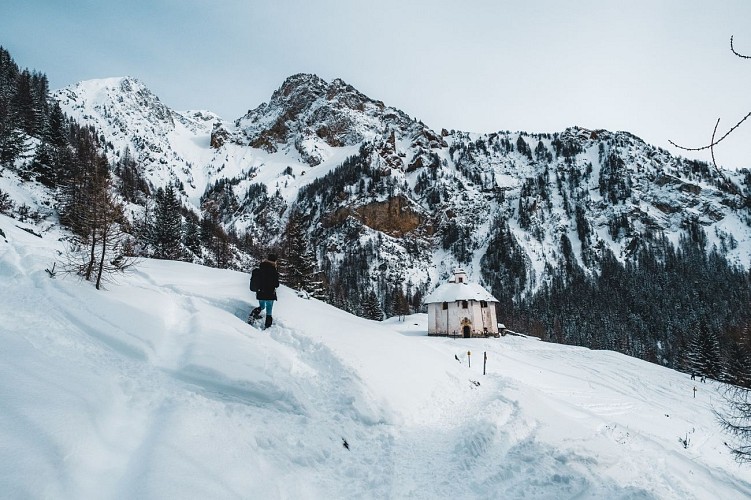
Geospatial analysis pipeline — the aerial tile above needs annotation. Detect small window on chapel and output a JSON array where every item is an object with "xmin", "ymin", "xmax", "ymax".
[
  {"xmin": 442, "ymin": 302, "xmax": 448, "ymax": 310},
  {"xmin": 458, "ymin": 277, "xmax": 464, "ymax": 283},
  {"xmin": 461, "ymin": 300, "xmax": 468, "ymax": 309},
  {"xmin": 480, "ymin": 301, "xmax": 488, "ymax": 308}
]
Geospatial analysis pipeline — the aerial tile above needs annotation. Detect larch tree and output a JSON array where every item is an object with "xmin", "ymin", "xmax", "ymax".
[{"xmin": 60, "ymin": 128, "xmax": 135, "ymax": 288}]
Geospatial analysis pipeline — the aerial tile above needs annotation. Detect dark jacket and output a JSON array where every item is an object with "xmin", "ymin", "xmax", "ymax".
[{"xmin": 255, "ymin": 261, "xmax": 280, "ymax": 301}]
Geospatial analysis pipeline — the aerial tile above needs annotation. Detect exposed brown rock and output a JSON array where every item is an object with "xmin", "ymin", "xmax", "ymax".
[
  {"xmin": 324, "ymin": 196, "xmax": 425, "ymax": 237},
  {"xmin": 210, "ymin": 123, "xmax": 230, "ymax": 149}
]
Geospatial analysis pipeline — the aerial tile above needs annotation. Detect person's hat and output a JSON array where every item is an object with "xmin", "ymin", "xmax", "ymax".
[{"xmin": 267, "ymin": 253, "xmax": 278, "ymax": 262}]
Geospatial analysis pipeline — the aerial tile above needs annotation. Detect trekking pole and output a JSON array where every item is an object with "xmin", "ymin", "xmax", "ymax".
[{"xmin": 483, "ymin": 351, "xmax": 487, "ymax": 375}]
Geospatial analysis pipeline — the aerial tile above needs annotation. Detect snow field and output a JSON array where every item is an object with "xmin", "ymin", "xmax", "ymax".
[{"xmin": 1, "ymin": 215, "xmax": 750, "ymax": 499}]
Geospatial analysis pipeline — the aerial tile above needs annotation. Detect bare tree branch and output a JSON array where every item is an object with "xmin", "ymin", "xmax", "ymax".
[
  {"xmin": 715, "ymin": 384, "xmax": 751, "ymax": 464},
  {"xmin": 731, "ymin": 35, "xmax": 751, "ymax": 59},
  {"xmin": 666, "ymin": 35, "xmax": 751, "ymax": 205},
  {"xmin": 668, "ymin": 112, "xmax": 751, "ymax": 153},
  {"xmin": 668, "ymin": 115, "xmax": 749, "ymax": 204}
]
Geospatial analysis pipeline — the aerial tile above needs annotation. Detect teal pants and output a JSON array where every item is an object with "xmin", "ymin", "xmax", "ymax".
[{"xmin": 258, "ymin": 300, "xmax": 274, "ymax": 316}]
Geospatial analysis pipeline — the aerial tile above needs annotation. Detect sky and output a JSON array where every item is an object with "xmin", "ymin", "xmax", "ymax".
[{"xmin": 2, "ymin": 0, "xmax": 751, "ymax": 169}]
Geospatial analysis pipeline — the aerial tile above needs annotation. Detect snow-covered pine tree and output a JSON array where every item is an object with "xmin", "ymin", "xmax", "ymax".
[
  {"xmin": 361, "ymin": 289, "xmax": 384, "ymax": 321},
  {"xmin": 32, "ymin": 102, "xmax": 75, "ymax": 189},
  {"xmin": 685, "ymin": 321, "xmax": 724, "ymax": 380},
  {"xmin": 13, "ymin": 69, "xmax": 42, "ymax": 137},
  {"xmin": 0, "ymin": 98, "xmax": 27, "ymax": 167},
  {"xmin": 114, "ymin": 147, "xmax": 149, "ymax": 204},
  {"xmin": 726, "ymin": 340, "xmax": 751, "ymax": 388},
  {"xmin": 182, "ymin": 211, "xmax": 202, "ymax": 259},
  {"xmin": 281, "ymin": 209, "xmax": 327, "ymax": 300},
  {"xmin": 0, "ymin": 49, "xmax": 28, "ymax": 168},
  {"xmin": 0, "ymin": 188, "xmax": 12, "ymax": 214},
  {"xmin": 150, "ymin": 184, "xmax": 183, "ymax": 260}
]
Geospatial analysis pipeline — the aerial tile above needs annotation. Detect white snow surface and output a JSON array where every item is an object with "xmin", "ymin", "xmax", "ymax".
[{"xmin": 1, "ymin": 215, "xmax": 750, "ymax": 499}]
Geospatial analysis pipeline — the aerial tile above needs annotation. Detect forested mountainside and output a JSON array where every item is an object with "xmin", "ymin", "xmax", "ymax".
[{"xmin": 1, "ymin": 46, "xmax": 750, "ymax": 383}]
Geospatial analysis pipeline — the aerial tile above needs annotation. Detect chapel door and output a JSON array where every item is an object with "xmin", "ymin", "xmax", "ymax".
[{"xmin": 463, "ymin": 325, "xmax": 471, "ymax": 338}]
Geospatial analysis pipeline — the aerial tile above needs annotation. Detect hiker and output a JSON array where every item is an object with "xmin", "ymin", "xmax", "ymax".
[{"xmin": 250, "ymin": 254, "xmax": 280, "ymax": 329}]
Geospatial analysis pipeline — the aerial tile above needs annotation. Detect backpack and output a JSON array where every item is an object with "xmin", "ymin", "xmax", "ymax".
[{"xmin": 249, "ymin": 268, "xmax": 260, "ymax": 292}]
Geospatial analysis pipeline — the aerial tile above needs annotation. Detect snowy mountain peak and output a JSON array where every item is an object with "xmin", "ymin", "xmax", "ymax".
[
  {"xmin": 269, "ymin": 73, "xmax": 381, "ymax": 114},
  {"xmin": 54, "ymin": 76, "xmax": 175, "ymax": 129},
  {"xmin": 235, "ymin": 73, "xmax": 425, "ymax": 165},
  {"xmin": 53, "ymin": 77, "xmax": 237, "ymax": 200},
  {"xmin": 275, "ymin": 72, "xmax": 329, "ymax": 101}
]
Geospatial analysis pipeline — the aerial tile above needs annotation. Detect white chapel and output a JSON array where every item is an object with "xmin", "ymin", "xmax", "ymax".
[{"xmin": 424, "ymin": 269, "xmax": 500, "ymax": 338}]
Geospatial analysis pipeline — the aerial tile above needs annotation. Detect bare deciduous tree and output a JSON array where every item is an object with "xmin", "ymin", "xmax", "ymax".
[
  {"xmin": 715, "ymin": 384, "xmax": 751, "ymax": 463},
  {"xmin": 61, "ymin": 131, "xmax": 137, "ymax": 289}
]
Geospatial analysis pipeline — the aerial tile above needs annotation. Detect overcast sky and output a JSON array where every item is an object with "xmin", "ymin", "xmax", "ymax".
[{"xmin": 3, "ymin": 0, "xmax": 750, "ymax": 169}]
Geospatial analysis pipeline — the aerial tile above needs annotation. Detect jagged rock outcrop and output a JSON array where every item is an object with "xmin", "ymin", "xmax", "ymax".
[
  {"xmin": 210, "ymin": 121, "xmax": 231, "ymax": 149},
  {"xmin": 235, "ymin": 73, "xmax": 442, "ymax": 166}
]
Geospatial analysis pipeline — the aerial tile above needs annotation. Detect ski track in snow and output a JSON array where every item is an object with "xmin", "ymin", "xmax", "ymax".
[{"xmin": 2, "ymin": 216, "xmax": 751, "ymax": 499}]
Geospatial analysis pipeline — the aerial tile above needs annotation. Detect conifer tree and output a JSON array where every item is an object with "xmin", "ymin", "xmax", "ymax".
[
  {"xmin": 361, "ymin": 289, "xmax": 384, "ymax": 321},
  {"xmin": 31, "ymin": 142, "xmax": 56, "ymax": 187},
  {"xmin": 281, "ymin": 209, "xmax": 327, "ymax": 299},
  {"xmin": 88, "ymin": 174, "xmax": 134, "ymax": 290},
  {"xmin": 150, "ymin": 184, "xmax": 183, "ymax": 260},
  {"xmin": 685, "ymin": 321, "xmax": 724, "ymax": 380},
  {"xmin": 115, "ymin": 148, "xmax": 149, "ymax": 203},
  {"xmin": 13, "ymin": 70, "xmax": 39, "ymax": 136},
  {"xmin": 182, "ymin": 212, "xmax": 202, "ymax": 259},
  {"xmin": 0, "ymin": 48, "xmax": 24, "ymax": 167},
  {"xmin": 0, "ymin": 97, "xmax": 27, "ymax": 167},
  {"xmin": 390, "ymin": 284, "xmax": 410, "ymax": 320},
  {"xmin": 726, "ymin": 340, "xmax": 751, "ymax": 388}
]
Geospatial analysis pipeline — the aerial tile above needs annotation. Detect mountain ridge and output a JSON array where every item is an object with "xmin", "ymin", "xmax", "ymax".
[{"xmin": 48, "ymin": 72, "xmax": 751, "ymax": 280}]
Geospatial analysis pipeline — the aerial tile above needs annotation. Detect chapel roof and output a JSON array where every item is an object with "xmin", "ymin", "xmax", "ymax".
[{"xmin": 424, "ymin": 281, "xmax": 498, "ymax": 304}]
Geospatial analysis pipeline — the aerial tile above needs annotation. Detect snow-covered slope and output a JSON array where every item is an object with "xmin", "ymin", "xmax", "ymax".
[
  {"xmin": 52, "ymin": 77, "xmax": 250, "ymax": 206},
  {"xmin": 1, "ymin": 215, "xmax": 749, "ymax": 499}
]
